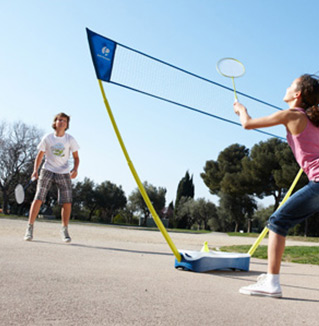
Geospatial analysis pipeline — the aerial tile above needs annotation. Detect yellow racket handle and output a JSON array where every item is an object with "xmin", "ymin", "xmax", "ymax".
[
  {"xmin": 98, "ymin": 80, "xmax": 182, "ymax": 262},
  {"xmin": 248, "ymin": 167, "xmax": 303, "ymax": 256},
  {"xmin": 232, "ymin": 77, "xmax": 238, "ymax": 101}
]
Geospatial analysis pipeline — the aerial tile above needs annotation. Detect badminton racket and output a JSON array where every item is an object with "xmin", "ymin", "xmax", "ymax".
[
  {"xmin": 14, "ymin": 177, "xmax": 36, "ymax": 204},
  {"xmin": 216, "ymin": 58, "xmax": 245, "ymax": 101}
]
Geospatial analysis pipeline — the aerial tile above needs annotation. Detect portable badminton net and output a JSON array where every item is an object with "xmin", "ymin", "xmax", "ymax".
[
  {"xmin": 86, "ymin": 28, "xmax": 298, "ymax": 270},
  {"xmin": 87, "ymin": 29, "xmax": 285, "ymax": 141}
]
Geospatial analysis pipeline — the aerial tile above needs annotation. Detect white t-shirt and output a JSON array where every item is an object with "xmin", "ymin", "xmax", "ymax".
[{"xmin": 38, "ymin": 133, "xmax": 80, "ymax": 174}]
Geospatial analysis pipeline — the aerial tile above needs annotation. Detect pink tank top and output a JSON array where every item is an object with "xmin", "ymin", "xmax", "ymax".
[{"xmin": 286, "ymin": 107, "xmax": 319, "ymax": 181}]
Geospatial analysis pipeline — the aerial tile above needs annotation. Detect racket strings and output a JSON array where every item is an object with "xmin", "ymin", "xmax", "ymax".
[
  {"xmin": 15, "ymin": 184, "xmax": 25, "ymax": 204},
  {"xmin": 217, "ymin": 58, "xmax": 245, "ymax": 78}
]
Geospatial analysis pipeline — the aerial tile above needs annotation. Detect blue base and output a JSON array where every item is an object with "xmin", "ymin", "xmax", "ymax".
[{"xmin": 175, "ymin": 250, "xmax": 250, "ymax": 272}]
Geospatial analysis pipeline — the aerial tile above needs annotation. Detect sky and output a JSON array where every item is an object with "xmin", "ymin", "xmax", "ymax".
[{"xmin": 1, "ymin": 0, "xmax": 319, "ymax": 207}]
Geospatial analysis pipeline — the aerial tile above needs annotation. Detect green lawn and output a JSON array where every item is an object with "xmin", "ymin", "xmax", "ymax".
[
  {"xmin": 2, "ymin": 214, "xmax": 318, "ymax": 265},
  {"xmin": 220, "ymin": 245, "xmax": 319, "ymax": 265},
  {"xmin": 228, "ymin": 232, "xmax": 319, "ymax": 243}
]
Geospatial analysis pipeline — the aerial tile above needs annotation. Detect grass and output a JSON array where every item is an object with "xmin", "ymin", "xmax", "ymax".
[
  {"xmin": 0, "ymin": 214, "xmax": 211, "ymax": 234},
  {"xmin": 2, "ymin": 214, "xmax": 318, "ymax": 265},
  {"xmin": 228, "ymin": 232, "xmax": 319, "ymax": 243},
  {"xmin": 220, "ymin": 245, "xmax": 319, "ymax": 265}
]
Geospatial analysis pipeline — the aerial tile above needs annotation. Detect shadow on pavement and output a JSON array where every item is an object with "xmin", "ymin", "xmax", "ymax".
[{"xmin": 33, "ymin": 239, "xmax": 173, "ymax": 257}]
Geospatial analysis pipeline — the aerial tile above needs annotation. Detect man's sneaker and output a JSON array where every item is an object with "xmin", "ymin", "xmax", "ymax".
[
  {"xmin": 24, "ymin": 224, "xmax": 33, "ymax": 241},
  {"xmin": 61, "ymin": 226, "xmax": 71, "ymax": 243},
  {"xmin": 239, "ymin": 274, "xmax": 282, "ymax": 298}
]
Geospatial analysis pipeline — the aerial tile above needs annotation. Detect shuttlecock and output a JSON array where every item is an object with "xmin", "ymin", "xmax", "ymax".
[{"xmin": 201, "ymin": 241, "xmax": 209, "ymax": 253}]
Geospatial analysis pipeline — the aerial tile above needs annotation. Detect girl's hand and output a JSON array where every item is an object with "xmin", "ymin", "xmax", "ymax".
[{"xmin": 233, "ymin": 101, "xmax": 247, "ymax": 115}]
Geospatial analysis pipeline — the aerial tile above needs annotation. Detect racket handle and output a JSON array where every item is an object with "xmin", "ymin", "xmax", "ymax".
[
  {"xmin": 232, "ymin": 77, "xmax": 239, "ymax": 101},
  {"xmin": 24, "ymin": 177, "xmax": 36, "ymax": 191}
]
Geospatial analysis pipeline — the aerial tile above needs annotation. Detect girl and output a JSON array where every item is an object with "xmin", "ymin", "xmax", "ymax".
[{"xmin": 234, "ymin": 74, "xmax": 319, "ymax": 297}]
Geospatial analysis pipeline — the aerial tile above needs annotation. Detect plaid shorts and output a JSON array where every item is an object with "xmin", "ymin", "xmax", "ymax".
[{"xmin": 35, "ymin": 169, "xmax": 72, "ymax": 204}]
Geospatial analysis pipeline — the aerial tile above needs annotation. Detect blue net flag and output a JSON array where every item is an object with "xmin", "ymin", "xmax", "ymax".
[{"xmin": 86, "ymin": 28, "xmax": 116, "ymax": 82}]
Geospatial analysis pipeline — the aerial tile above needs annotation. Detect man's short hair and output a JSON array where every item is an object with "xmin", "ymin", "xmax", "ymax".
[{"xmin": 52, "ymin": 112, "xmax": 70, "ymax": 130}]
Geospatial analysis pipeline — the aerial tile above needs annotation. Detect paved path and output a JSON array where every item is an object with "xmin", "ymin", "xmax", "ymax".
[{"xmin": 1, "ymin": 218, "xmax": 318, "ymax": 325}]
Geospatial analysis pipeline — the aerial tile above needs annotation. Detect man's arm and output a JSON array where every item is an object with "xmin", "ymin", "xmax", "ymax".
[
  {"xmin": 70, "ymin": 151, "xmax": 79, "ymax": 179},
  {"xmin": 31, "ymin": 151, "xmax": 45, "ymax": 180}
]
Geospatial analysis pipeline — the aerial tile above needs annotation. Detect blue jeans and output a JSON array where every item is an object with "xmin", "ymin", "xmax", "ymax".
[{"xmin": 267, "ymin": 181, "xmax": 319, "ymax": 237}]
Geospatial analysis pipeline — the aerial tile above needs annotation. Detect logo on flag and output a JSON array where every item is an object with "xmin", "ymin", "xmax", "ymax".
[{"xmin": 102, "ymin": 46, "xmax": 111, "ymax": 56}]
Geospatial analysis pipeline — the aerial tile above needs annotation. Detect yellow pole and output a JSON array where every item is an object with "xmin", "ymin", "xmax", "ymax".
[
  {"xmin": 98, "ymin": 80, "xmax": 182, "ymax": 262},
  {"xmin": 248, "ymin": 168, "xmax": 303, "ymax": 256}
]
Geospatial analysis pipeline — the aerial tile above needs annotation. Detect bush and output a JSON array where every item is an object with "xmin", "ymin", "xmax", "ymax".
[{"xmin": 113, "ymin": 213, "xmax": 127, "ymax": 224}]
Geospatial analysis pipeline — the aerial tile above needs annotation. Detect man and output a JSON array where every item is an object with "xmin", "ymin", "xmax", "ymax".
[{"xmin": 24, "ymin": 112, "xmax": 80, "ymax": 243}]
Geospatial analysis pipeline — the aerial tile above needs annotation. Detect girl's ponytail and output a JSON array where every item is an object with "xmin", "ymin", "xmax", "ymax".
[
  {"xmin": 306, "ymin": 105, "xmax": 319, "ymax": 127},
  {"xmin": 297, "ymin": 74, "xmax": 319, "ymax": 126}
]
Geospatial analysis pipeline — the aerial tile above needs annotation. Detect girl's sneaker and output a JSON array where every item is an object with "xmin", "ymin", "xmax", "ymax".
[{"xmin": 239, "ymin": 274, "xmax": 282, "ymax": 298}]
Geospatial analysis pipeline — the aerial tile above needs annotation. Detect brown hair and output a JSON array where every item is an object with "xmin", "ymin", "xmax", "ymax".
[
  {"xmin": 296, "ymin": 74, "xmax": 319, "ymax": 126},
  {"xmin": 52, "ymin": 112, "xmax": 70, "ymax": 130}
]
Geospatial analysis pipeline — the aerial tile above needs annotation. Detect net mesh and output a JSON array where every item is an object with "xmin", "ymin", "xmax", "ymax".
[{"xmin": 109, "ymin": 44, "xmax": 285, "ymax": 140}]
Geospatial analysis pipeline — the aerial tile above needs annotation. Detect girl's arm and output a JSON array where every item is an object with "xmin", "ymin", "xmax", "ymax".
[{"xmin": 233, "ymin": 102, "xmax": 290, "ymax": 130}]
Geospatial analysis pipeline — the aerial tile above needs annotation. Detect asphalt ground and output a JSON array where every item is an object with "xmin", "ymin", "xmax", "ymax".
[{"xmin": 1, "ymin": 218, "xmax": 318, "ymax": 325}]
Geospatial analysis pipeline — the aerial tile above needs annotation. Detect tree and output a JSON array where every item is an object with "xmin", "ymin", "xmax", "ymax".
[
  {"xmin": 201, "ymin": 144, "xmax": 250, "ymax": 195},
  {"xmin": 218, "ymin": 193, "xmax": 257, "ymax": 232},
  {"xmin": 0, "ymin": 121, "xmax": 43, "ymax": 214},
  {"xmin": 174, "ymin": 197, "xmax": 195, "ymax": 229},
  {"xmin": 194, "ymin": 198, "xmax": 218, "ymax": 230},
  {"xmin": 252, "ymin": 204, "xmax": 275, "ymax": 233},
  {"xmin": 291, "ymin": 212, "xmax": 319, "ymax": 237},
  {"xmin": 128, "ymin": 181, "xmax": 166, "ymax": 226},
  {"xmin": 174, "ymin": 197, "xmax": 218, "ymax": 230},
  {"xmin": 175, "ymin": 171, "xmax": 194, "ymax": 209},
  {"xmin": 163, "ymin": 201, "xmax": 174, "ymax": 228},
  {"xmin": 73, "ymin": 178, "xmax": 97, "ymax": 220},
  {"xmin": 95, "ymin": 181, "xmax": 127, "ymax": 223},
  {"xmin": 243, "ymin": 138, "xmax": 308, "ymax": 209},
  {"xmin": 201, "ymin": 144, "xmax": 256, "ymax": 231}
]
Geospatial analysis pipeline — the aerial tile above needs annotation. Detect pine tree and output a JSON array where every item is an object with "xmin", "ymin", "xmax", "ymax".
[{"xmin": 175, "ymin": 171, "xmax": 195, "ymax": 209}]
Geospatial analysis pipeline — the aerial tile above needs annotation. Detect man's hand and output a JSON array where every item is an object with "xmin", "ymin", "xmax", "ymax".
[
  {"xmin": 31, "ymin": 171, "xmax": 39, "ymax": 180},
  {"xmin": 70, "ymin": 169, "xmax": 78, "ymax": 179}
]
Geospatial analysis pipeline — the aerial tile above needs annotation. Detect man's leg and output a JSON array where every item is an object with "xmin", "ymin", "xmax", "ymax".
[
  {"xmin": 24, "ymin": 199, "xmax": 43, "ymax": 241},
  {"xmin": 56, "ymin": 173, "xmax": 73, "ymax": 242},
  {"xmin": 61, "ymin": 203, "xmax": 72, "ymax": 242},
  {"xmin": 28, "ymin": 199, "xmax": 43, "ymax": 225},
  {"xmin": 24, "ymin": 169, "xmax": 53, "ymax": 240},
  {"xmin": 61, "ymin": 203, "xmax": 72, "ymax": 227}
]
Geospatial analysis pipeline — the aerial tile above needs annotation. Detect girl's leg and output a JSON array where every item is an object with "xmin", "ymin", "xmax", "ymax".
[{"xmin": 267, "ymin": 230, "xmax": 286, "ymax": 274}]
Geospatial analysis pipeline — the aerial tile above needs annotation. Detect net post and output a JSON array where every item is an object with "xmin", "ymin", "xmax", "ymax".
[
  {"xmin": 98, "ymin": 80, "xmax": 182, "ymax": 262},
  {"xmin": 247, "ymin": 168, "xmax": 303, "ymax": 256}
]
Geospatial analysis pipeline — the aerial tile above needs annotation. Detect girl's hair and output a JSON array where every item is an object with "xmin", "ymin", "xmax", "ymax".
[
  {"xmin": 52, "ymin": 112, "xmax": 70, "ymax": 130},
  {"xmin": 296, "ymin": 74, "xmax": 319, "ymax": 126}
]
